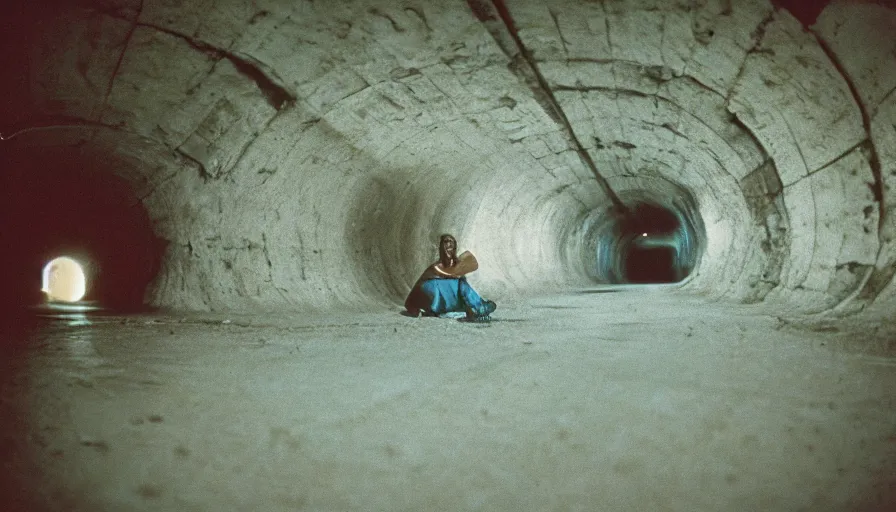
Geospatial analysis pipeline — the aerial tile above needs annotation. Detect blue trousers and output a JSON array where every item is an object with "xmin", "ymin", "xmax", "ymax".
[{"xmin": 419, "ymin": 277, "xmax": 486, "ymax": 315}]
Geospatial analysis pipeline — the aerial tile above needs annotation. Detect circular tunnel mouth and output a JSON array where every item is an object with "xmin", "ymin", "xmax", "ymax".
[
  {"xmin": 41, "ymin": 256, "xmax": 87, "ymax": 302},
  {"xmin": 620, "ymin": 203, "xmax": 688, "ymax": 284},
  {"xmin": 0, "ymin": 144, "xmax": 166, "ymax": 314},
  {"xmin": 587, "ymin": 189, "xmax": 705, "ymax": 285},
  {"xmin": 626, "ymin": 244, "xmax": 678, "ymax": 284}
]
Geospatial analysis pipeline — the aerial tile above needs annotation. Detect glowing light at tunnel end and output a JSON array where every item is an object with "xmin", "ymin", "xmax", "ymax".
[{"xmin": 42, "ymin": 256, "xmax": 87, "ymax": 302}]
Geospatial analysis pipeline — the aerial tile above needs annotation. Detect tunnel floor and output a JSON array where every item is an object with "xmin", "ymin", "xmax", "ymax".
[{"xmin": 1, "ymin": 289, "xmax": 894, "ymax": 511}]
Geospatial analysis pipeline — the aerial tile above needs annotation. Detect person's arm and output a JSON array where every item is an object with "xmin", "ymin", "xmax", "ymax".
[{"xmin": 432, "ymin": 251, "xmax": 479, "ymax": 278}]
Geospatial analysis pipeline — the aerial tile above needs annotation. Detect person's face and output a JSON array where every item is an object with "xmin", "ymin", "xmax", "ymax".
[{"xmin": 442, "ymin": 238, "xmax": 456, "ymax": 256}]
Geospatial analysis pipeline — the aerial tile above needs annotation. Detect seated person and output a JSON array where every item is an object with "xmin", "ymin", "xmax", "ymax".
[{"xmin": 405, "ymin": 234, "xmax": 497, "ymax": 321}]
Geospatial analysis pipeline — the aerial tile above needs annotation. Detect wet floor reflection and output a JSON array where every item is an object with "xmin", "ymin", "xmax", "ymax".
[
  {"xmin": 18, "ymin": 302, "xmax": 109, "ymax": 372},
  {"xmin": 63, "ymin": 325, "xmax": 103, "ymax": 370},
  {"xmin": 58, "ymin": 313, "xmax": 90, "ymax": 327}
]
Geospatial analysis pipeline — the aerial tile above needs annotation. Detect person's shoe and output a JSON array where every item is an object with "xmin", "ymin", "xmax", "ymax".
[{"xmin": 465, "ymin": 300, "xmax": 497, "ymax": 322}]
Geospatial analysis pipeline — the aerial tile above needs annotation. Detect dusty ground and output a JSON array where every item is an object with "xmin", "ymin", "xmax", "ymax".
[{"xmin": 1, "ymin": 286, "xmax": 895, "ymax": 511}]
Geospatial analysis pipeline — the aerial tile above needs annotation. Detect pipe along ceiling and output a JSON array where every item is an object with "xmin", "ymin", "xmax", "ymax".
[{"xmin": 0, "ymin": 0, "xmax": 894, "ymax": 318}]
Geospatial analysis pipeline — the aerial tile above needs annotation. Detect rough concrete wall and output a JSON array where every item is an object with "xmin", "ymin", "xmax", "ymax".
[
  {"xmin": 513, "ymin": 0, "xmax": 770, "ymax": 301},
  {"xmin": 812, "ymin": 1, "xmax": 896, "ymax": 318},
  {"xmin": 475, "ymin": 0, "xmax": 888, "ymax": 312},
  {"xmin": 2, "ymin": 0, "xmax": 895, "ymax": 314}
]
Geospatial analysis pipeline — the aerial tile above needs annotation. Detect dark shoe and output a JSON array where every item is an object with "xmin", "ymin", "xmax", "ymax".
[{"xmin": 466, "ymin": 300, "xmax": 497, "ymax": 322}]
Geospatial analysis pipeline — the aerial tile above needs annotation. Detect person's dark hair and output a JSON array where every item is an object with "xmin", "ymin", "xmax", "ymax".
[{"xmin": 439, "ymin": 234, "xmax": 457, "ymax": 268}]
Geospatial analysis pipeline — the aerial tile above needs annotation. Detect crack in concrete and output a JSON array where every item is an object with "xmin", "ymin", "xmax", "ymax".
[
  {"xmin": 659, "ymin": 13, "xmax": 668, "ymax": 70},
  {"xmin": 601, "ymin": 1, "xmax": 633, "ymax": 179},
  {"xmin": 812, "ymin": 29, "xmax": 891, "ymax": 306},
  {"xmin": 550, "ymin": 58, "xmax": 727, "ymax": 98},
  {"xmin": 0, "ymin": 116, "xmax": 126, "ymax": 141},
  {"xmin": 679, "ymin": 75, "xmax": 727, "ymax": 101},
  {"xmin": 414, "ymin": 75, "xmax": 459, "ymax": 111},
  {"xmin": 566, "ymin": 57, "xmax": 619, "ymax": 64},
  {"xmin": 133, "ymin": 169, "xmax": 179, "ymax": 206},
  {"xmin": 680, "ymin": 4, "xmax": 707, "ymax": 78},
  {"xmin": 727, "ymin": 109, "xmax": 772, "ymax": 165},
  {"xmin": 804, "ymin": 138, "xmax": 869, "ymax": 178},
  {"xmin": 222, "ymin": 135, "xmax": 260, "ymax": 181},
  {"xmin": 175, "ymin": 148, "xmax": 209, "ymax": 180},
  {"xmin": 804, "ymin": 161, "xmax": 821, "ymax": 295},
  {"xmin": 601, "ymin": 2, "xmax": 612, "ymax": 57},
  {"xmin": 368, "ymin": 7, "xmax": 405, "ymax": 33},
  {"xmin": 726, "ymin": 8, "xmax": 776, "ymax": 103},
  {"xmin": 874, "ymin": 84, "xmax": 896, "ymax": 118},
  {"xmin": 535, "ymin": 154, "xmax": 560, "ymax": 180},
  {"xmin": 218, "ymin": 103, "xmax": 300, "ymax": 182},
  {"xmin": 651, "ymin": 120, "xmax": 686, "ymax": 139},
  {"xmin": 99, "ymin": 0, "xmax": 144, "ymax": 123},
  {"xmin": 404, "ymin": 7, "xmax": 432, "ymax": 33},
  {"xmin": 393, "ymin": 79, "xmax": 429, "ymax": 107},
  {"xmin": 548, "ymin": 8, "xmax": 569, "ymax": 59},
  {"xmin": 465, "ymin": 0, "xmax": 627, "ymax": 214},
  {"xmin": 737, "ymin": 161, "xmax": 789, "ymax": 302},
  {"xmin": 378, "ymin": 130, "xmax": 425, "ymax": 162},
  {"xmin": 812, "ymin": 34, "xmax": 885, "ymax": 222},
  {"xmin": 556, "ymin": 85, "xmax": 762, "ymax": 176},
  {"xmin": 261, "ymin": 233, "xmax": 290, "ymax": 300},
  {"xmin": 553, "ymin": 84, "xmax": 650, "ymax": 97},
  {"xmin": 295, "ymin": 232, "xmax": 308, "ymax": 282},
  {"xmin": 779, "ymin": 112, "xmax": 810, "ymax": 178},
  {"xmin": 311, "ymin": 75, "xmax": 373, "ymax": 121},
  {"xmin": 257, "ymin": 167, "xmax": 277, "ymax": 186},
  {"xmin": 137, "ymin": 22, "xmax": 296, "ymax": 110}
]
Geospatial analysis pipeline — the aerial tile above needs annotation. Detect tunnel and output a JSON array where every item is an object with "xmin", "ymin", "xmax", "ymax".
[
  {"xmin": 0, "ymin": 0, "xmax": 894, "ymax": 510},
  {"xmin": 589, "ymin": 193, "xmax": 703, "ymax": 284},
  {"xmin": 1, "ymin": 145, "xmax": 165, "ymax": 312},
  {"xmin": 626, "ymin": 245, "xmax": 677, "ymax": 283}
]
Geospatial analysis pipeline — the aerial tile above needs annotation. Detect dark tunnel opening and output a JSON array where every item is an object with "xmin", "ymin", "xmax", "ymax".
[
  {"xmin": 626, "ymin": 246, "xmax": 677, "ymax": 284},
  {"xmin": 587, "ymin": 190, "xmax": 704, "ymax": 285},
  {"xmin": 0, "ymin": 145, "xmax": 166, "ymax": 315},
  {"xmin": 617, "ymin": 203, "xmax": 688, "ymax": 284}
]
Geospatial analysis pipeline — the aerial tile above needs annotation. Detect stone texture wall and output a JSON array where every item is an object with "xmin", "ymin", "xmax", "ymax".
[
  {"xmin": 812, "ymin": 1, "xmax": 896, "ymax": 319},
  {"xmin": 1, "ymin": 0, "xmax": 894, "ymax": 315}
]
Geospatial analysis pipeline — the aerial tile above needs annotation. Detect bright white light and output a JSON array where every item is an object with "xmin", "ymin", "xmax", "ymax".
[
  {"xmin": 42, "ymin": 256, "xmax": 86, "ymax": 302},
  {"xmin": 642, "ymin": 233, "xmax": 648, "ymax": 237}
]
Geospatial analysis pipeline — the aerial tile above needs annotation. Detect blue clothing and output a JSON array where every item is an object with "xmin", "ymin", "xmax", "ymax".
[{"xmin": 418, "ymin": 277, "xmax": 486, "ymax": 316}]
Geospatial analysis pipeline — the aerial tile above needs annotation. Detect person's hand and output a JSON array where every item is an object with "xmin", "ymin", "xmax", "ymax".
[{"xmin": 433, "ymin": 251, "xmax": 479, "ymax": 277}]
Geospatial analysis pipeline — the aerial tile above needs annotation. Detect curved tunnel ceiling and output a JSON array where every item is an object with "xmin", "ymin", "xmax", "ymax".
[{"xmin": 1, "ymin": 0, "xmax": 894, "ymax": 316}]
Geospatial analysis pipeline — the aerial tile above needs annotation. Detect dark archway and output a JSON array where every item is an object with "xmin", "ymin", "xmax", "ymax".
[
  {"xmin": 618, "ymin": 203, "xmax": 687, "ymax": 283},
  {"xmin": 588, "ymin": 190, "xmax": 703, "ymax": 285},
  {"xmin": 625, "ymin": 246, "xmax": 678, "ymax": 283},
  {"xmin": 0, "ymin": 144, "xmax": 165, "ymax": 313}
]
